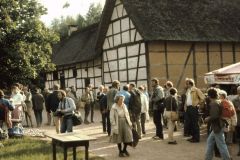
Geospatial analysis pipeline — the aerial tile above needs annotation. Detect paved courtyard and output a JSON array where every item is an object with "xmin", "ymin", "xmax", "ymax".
[{"xmin": 27, "ymin": 108, "xmax": 239, "ymax": 160}]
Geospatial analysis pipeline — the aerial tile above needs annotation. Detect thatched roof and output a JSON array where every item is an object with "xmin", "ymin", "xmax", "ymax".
[
  {"xmin": 52, "ymin": 23, "xmax": 99, "ymax": 66},
  {"xmin": 96, "ymin": 0, "xmax": 240, "ymax": 48}
]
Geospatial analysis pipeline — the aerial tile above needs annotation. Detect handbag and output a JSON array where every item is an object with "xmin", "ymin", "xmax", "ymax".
[
  {"xmin": 170, "ymin": 97, "xmax": 179, "ymax": 122},
  {"xmin": 131, "ymin": 128, "xmax": 139, "ymax": 147},
  {"xmin": 72, "ymin": 111, "xmax": 83, "ymax": 126}
]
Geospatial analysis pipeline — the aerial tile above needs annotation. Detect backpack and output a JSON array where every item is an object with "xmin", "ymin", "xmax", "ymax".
[
  {"xmin": 221, "ymin": 100, "xmax": 235, "ymax": 118},
  {"xmin": 129, "ymin": 89, "xmax": 142, "ymax": 115}
]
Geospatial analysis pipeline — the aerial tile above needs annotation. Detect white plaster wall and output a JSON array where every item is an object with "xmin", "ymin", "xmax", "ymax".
[
  {"xmin": 118, "ymin": 47, "xmax": 126, "ymax": 58},
  {"xmin": 106, "ymin": 24, "xmax": 113, "ymax": 36},
  {"xmin": 117, "ymin": 4, "xmax": 123, "ymax": 18},
  {"xmin": 82, "ymin": 69, "xmax": 87, "ymax": 78},
  {"xmin": 109, "ymin": 60, "xmax": 118, "ymax": 71},
  {"xmin": 111, "ymin": 71, "xmax": 118, "ymax": 81},
  {"xmin": 128, "ymin": 69, "xmax": 137, "ymax": 81},
  {"xmin": 130, "ymin": 29, "xmax": 136, "ymax": 42},
  {"xmin": 109, "ymin": 37, "xmax": 113, "ymax": 48},
  {"xmin": 107, "ymin": 49, "xmax": 117, "ymax": 61},
  {"xmin": 122, "ymin": 31, "xmax": 130, "ymax": 44},
  {"xmin": 95, "ymin": 77, "xmax": 102, "ymax": 87},
  {"xmin": 128, "ymin": 57, "xmax": 138, "ymax": 68},
  {"xmin": 138, "ymin": 68, "xmax": 147, "ymax": 79},
  {"xmin": 77, "ymin": 69, "xmax": 81, "ymax": 78},
  {"xmin": 67, "ymin": 78, "xmax": 75, "ymax": 87},
  {"xmin": 140, "ymin": 43, "xmax": 146, "ymax": 54},
  {"xmin": 136, "ymin": 32, "xmax": 143, "ymax": 41},
  {"xmin": 103, "ymin": 39, "xmax": 109, "ymax": 50},
  {"xmin": 119, "ymin": 70, "xmax": 127, "ymax": 81},
  {"xmin": 113, "ymin": 34, "xmax": 121, "ymax": 46},
  {"xmin": 137, "ymin": 80, "xmax": 148, "ymax": 87},
  {"xmin": 119, "ymin": 59, "xmax": 127, "ymax": 70},
  {"xmin": 104, "ymin": 62, "xmax": 109, "ymax": 72},
  {"xmin": 104, "ymin": 73, "xmax": 111, "ymax": 83},
  {"xmin": 88, "ymin": 67, "xmax": 94, "ymax": 77},
  {"xmin": 76, "ymin": 79, "xmax": 83, "ymax": 88},
  {"xmin": 121, "ymin": 17, "xmax": 129, "ymax": 31},
  {"xmin": 130, "ymin": 19, "xmax": 134, "ymax": 29},
  {"xmin": 113, "ymin": 21, "xmax": 120, "ymax": 34},
  {"xmin": 94, "ymin": 67, "xmax": 101, "ymax": 77},
  {"xmin": 139, "ymin": 55, "xmax": 147, "ymax": 67},
  {"xmin": 47, "ymin": 73, "xmax": 52, "ymax": 80},
  {"xmin": 122, "ymin": 7, "xmax": 127, "ymax": 16},
  {"xmin": 111, "ymin": 7, "xmax": 118, "ymax": 20},
  {"xmin": 127, "ymin": 44, "xmax": 139, "ymax": 56}
]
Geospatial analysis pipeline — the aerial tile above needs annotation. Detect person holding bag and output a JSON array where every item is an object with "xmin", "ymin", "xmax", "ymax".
[{"xmin": 164, "ymin": 88, "xmax": 178, "ymax": 144}]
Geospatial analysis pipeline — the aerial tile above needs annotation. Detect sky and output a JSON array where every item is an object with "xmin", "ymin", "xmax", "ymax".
[{"xmin": 39, "ymin": 0, "xmax": 106, "ymax": 26}]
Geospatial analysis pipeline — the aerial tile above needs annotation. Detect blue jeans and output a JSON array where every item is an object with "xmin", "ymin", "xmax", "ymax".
[
  {"xmin": 60, "ymin": 115, "xmax": 73, "ymax": 133},
  {"xmin": 205, "ymin": 129, "xmax": 230, "ymax": 160}
]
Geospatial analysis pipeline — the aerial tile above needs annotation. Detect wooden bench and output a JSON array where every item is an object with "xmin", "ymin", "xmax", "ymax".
[{"xmin": 46, "ymin": 132, "xmax": 96, "ymax": 160}]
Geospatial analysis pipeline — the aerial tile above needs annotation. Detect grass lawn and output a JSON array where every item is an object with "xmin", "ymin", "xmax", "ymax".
[{"xmin": 0, "ymin": 137, "xmax": 104, "ymax": 160}]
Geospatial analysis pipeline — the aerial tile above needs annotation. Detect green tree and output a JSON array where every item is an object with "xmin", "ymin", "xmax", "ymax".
[
  {"xmin": 0, "ymin": 0, "xmax": 59, "ymax": 88},
  {"xmin": 85, "ymin": 3, "xmax": 102, "ymax": 26}
]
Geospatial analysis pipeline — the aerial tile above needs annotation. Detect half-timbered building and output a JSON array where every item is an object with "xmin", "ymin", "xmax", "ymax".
[{"xmin": 46, "ymin": 0, "xmax": 240, "ymax": 94}]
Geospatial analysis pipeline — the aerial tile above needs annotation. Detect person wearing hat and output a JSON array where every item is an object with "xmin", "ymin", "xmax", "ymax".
[{"xmin": 231, "ymin": 86, "xmax": 240, "ymax": 156}]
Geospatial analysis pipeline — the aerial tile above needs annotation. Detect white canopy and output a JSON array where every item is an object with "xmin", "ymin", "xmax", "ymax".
[{"xmin": 204, "ymin": 62, "xmax": 240, "ymax": 85}]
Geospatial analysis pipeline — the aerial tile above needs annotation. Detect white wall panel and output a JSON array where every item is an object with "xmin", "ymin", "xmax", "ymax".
[
  {"xmin": 117, "ymin": 4, "xmax": 123, "ymax": 18},
  {"xmin": 138, "ymin": 68, "xmax": 147, "ymax": 79},
  {"xmin": 111, "ymin": 7, "xmax": 118, "ymax": 20},
  {"xmin": 95, "ymin": 77, "xmax": 102, "ymax": 88},
  {"xmin": 109, "ymin": 61, "xmax": 118, "ymax": 71},
  {"xmin": 128, "ymin": 57, "xmax": 138, "ymax": 68},
  {"xmin": 122, "ymin": 31, "xmax": 130, "ymax": 44},
  {"xmin": 76, "ymin": 79, "xmax": 82, "ymax": 88},
  {"xmin": 104, "ymin": 73, "xmax": 111, "ymax": 83},
  {"xmin": 88, "ymin": 67, "xmax": 94, "ymax": 77},
  {"xmin": 130, "ymin": 19, "xmax": 135, "ymax": 29},
  {"xmin": 82, "ymin": 69, "xmax": 87, "ymax": 77},
  {"xmin": 107, "ymin": 49, "xmax": 117, "ymax": 60},
  {"xmin": 137, "ymin": 80, "xmax": 148, "ymax": 87},
  {"xmin": 128, "ymin": 69, "xmax": 137, "ymax": 81},
  {"xmin": 111, "ymin": 71, "xmax": 118, "ymax": 81},
  {"xmin": 106, "ymin": 24, "xmax": 113, "ymax": 36},
  {"xmin": 123, "ymin": 7, "xmax": 127, "ymax": 16},
  {"xmin": 140, "ymin": 43, "xmax": 146, "ymax": 54},
  {"xmin": 77, "ymin": 69, "xmax": 81, "ymax": 78},
  {"xmin": 136, "ymin": 32, "xmax": 143, "ymax": 41},
  {"xmin": 139, "ymin": 55, "xmax": 147, "ymax": 67},
  {"xmin": 104, "ymin": 62, "xmax": 109, "ymax": 72},
  {"xmin": 119, "ymin": 70, "xmax": 127, "ymax": 81},
  {"xmin": 130, "ymin": 29, "xmax": 136, "ymax": 42},
  {"xmin": 103, "ymin": 39, "xmax": 109, "ymax": 50},
  {"xmin": 67, "ymin": 78, "xmax": 75, "ymax": 87},
  {"xmin": 114, "ymin": 34, "xmax": 121, "ymax": 46},
  {"xmin": 127, "ymin": 44, "xmax": 139, "ymax": 56},
  {"xmin": 109, "ymin": 37, "xmax": 114, "ymax": 48},
  {"xmin": 119, "ymin": 59, "xmax": 127, "ymax": 70},
  {"xmin": 118, "ymin": 47, "xmax": 126, "ymax": 58},
  {"xmin": 94, "ymin": 67, "xmax": 101, "ymax": 77},
  {"xmin": 113, "ymin": 20, "xmax": 120, "ymax": 34},
  {"xmin": 121, "ymin": 18, "xmax": 129, "ymax": 31}
]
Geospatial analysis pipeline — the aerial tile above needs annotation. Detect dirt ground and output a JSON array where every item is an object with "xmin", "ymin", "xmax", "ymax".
[{"xmin": 27, "ymin": 109, "xmax": 239, "ymax": 160}]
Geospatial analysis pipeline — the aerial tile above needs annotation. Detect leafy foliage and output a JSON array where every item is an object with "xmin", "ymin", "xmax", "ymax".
[
  {"xmin": 0, "ymin": 0, "xmax": 59, "ymax": 88},
  {"xmin": 50, "ymin": 3, "xmax": 102, "ymax": 39}
]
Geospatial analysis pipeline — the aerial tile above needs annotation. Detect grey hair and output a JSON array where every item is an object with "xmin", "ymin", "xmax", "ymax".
[
  {"xmin": 219, "ymin": 90, "xmax": 227, "ymax": 98},
  {"xmin": 114, "ymin": 94, "xmax": 125, "ymax": 103}
]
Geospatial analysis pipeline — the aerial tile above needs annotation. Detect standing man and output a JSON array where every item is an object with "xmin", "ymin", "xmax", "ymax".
[
  {"xmin": 46, "ymin": 84, "xmax": 60, "ymax": 133},
  {"xmin": 23, "ymin": 86, "xmax": 33, "ymax": 127},
  {"xmin": 231, "ymin": 86, "xmax": 240, "ymax": 156},
  {"xmin": 118, "ymin": 85, "xmax": 131, "ymax": 109},
  {"xmin": 185, "ymin": 78, "xmax": 205, "ymax": 143},
  {"xmin": 129, "ymin": 83, "xmax": 142, "ymax": 138},
  {"xmin": 151, "ymin": 78, "xmax": 165, "ymax": 140},
  {"xmin": 88, "ymin": 84, "xmax": 95, "ymax": 123}
]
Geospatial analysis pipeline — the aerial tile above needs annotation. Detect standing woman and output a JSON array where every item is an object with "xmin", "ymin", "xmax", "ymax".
[
  {"xmin": 110, "ymin": 94, "xmax": 133, "ymax": 157},
  {"xmin": 57, "ymin": 90, "xmax": 76, "ymax": 133},
  {"xmin": 32, "ymin": 88, "xmax": 45, "ymax": 128}
]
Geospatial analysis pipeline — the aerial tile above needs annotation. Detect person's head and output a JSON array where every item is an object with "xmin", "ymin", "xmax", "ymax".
[
  {"xmin": 88, "ymin": 84, "xmax": 94, "ymax": 90},
  {"xmin": 103, "ymin": 86, "xmax": 108, "ymax": 93},
  {"xmin": 11, "ymin": 86, "xmax": 19, "ymax": 94},
  {"xmin": 151, "ymin": 78, "xmax": 159, "ymax": 87},
  {"xmin": 23, "ymin": 86, "xmax": 29, "ymax": 92},
  {"xmin": 33, "ymin": 88, "xmax": 39, "ymax": 93},
  {"xmin": 57, "ymin": 90, "xmax": 66, "ymax": 100},
  {"xmin": 138, "ymin": 86, "xmax": 144, "ymax": 92},
  {"xmin": 142, "ymin": 84, "xmax": 147, "ymax": 91},
  {"xmin": 186, "ymin": 78, "xmax": 195, "ymax": 88},
  {"xmin": 99, "ymin": 85, "xmax": 104, "ymax": 92},
  {"xmin": 65, "ymin": 88, "xmax": 71, "ymax": 93},
  {"xmin": 207, "ymin": 87, "xmax": 218, "ymax": 99},
  {"xmin": 53, "ymin": 84, "xmax": 60, "ymax": 90},
  {"xmin": 0, "ymin": 90, "xmax": 4, "ymax": 98},
  {"xmin": 129, "ymin": 83, "xmax": 135, "ymax": 91},
  {"xmin": 115, "ymin": 94, "xmax": 125, "ymax": 104},
  {"xmin": 165, "ymin": 81, "xmax": 173, "ymax": 89},
  {"xmin": 123, "ymin": 85, "xmax": 129, "ymax": 91},
  {"xmin": 112, "ymin": 80, "xmax": 120, "ymax": 89},
  {"xmin": 169, "ymin": 88, "xmax": 177, "ymax": 96},
  {"xmin": 219, "ymin": 90, "xmax": 227, "ymax": 100},
  {"xmin": 70, "ymin": 86, "xmax": 76, "ymax": 92}
]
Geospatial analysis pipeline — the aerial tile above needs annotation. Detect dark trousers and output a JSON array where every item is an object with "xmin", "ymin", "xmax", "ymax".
[
  {"xmin": 90, "ymin": 102, "xmax": 94, "ymax": 122},
  {"xmin": 140, "ymin": 113, "xmax": 146, "ymax": 134},
  {"xmin": 184, "ymin": 111, "xmax": 192, "ymax": 136},
  {"xmin": 84, "ymin": 103, "xmax": 90, "ymax": 121},
  {"xmin": 34, "ymin": 110, "xmax": 43, "ymax": 127},
  {"xmin": 153, "ymin": 110, "xmax": 163, "ymax": 138},
  {"xmin": 186, "ymin": 106, "xmax": 200, "ymax": 141},
  {"xmin": 102, "ymin": 110, "xmax": 111, "ymax": 135}
]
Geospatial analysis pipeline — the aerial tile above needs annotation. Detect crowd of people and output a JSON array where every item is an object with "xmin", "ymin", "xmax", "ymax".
[{"xmin": 0, "ymin": 78, "xmax": 240, "ymax": 159}]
